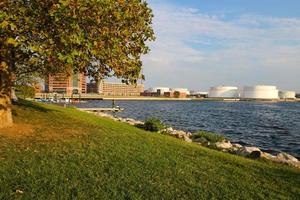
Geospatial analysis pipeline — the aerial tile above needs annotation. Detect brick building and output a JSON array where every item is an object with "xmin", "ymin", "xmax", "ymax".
[
  {"xmin": 45, "ymin": 73, "xmax": 87, "ymax": 94},
  {"xmin": 87, "ymin": 81, "xmax": 144, "ymax": 96}
]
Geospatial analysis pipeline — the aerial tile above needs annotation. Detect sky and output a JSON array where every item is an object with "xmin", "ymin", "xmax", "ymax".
[{"xmin": 141, "ymin": 0, "xmax": 300, "ymax": 92}]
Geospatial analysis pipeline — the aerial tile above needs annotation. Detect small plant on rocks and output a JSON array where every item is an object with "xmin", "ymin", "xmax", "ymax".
[
  {"xmin": 192, "ymin": 131, "xmax": 226, "ymax": 143},
  {"xmin": 141, "ymin": 118, "xmax": 165, "ymax": 132}
]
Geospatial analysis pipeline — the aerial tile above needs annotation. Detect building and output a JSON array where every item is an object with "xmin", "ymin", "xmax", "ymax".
[
  {"xmin": 171, "ymin": 88, "xmax": 190, "ymax": 95},
  {"xmin": 150, "ymin": 87, "xmax": 171, "ymax": 96},
  {"xmin": 208, "ymin": 86, "xmax": 239, "ymax": 98},
  {"xmin": 164, "ymin": 91, "xmax": 187, "ymax": 98},
  {"xmin": 279, "ymin": 91, "xmax": 296, "ymax": 99},
  {"xmin": 188, "ymin": 91, "xmax": 208, "ymax": 98},
  {"xmin": 87, "ymin": 81, "xmax": 144, "ymax": 96},
  {"xmin": 87, "ymin": 82, "xmax": 98, "ymax": 93},
  {"xmin": 164, "ymin": 88, "xmax": 190, "ymax": 98},
  {"xmin": 45, "ymin": 73, "xmax": 87, "ymax": 94},
  {"xmin": 241, "ymin": 85, "xmax": 279, "ymax": 99}
]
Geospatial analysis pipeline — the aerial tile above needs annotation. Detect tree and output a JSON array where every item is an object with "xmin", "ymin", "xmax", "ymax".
[
  {"xmin": 15, "ymin": 85, "xmax": 36, "ymax": 99},
  {"xmin": 173, "ymin": 91, "xmax": 180, "ymax": 98},
  {"xmin": 0, "ymin": 0, "xmax": 155, "ymax": 128}
]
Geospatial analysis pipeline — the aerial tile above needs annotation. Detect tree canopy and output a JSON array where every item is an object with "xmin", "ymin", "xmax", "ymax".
[
  {"xmin": 0, "ymin": 0, "xmax": 154, "ymax": 82},
  {"xmin": 0, "ymin": 0, "xmax": 155, "ymax": 128}
]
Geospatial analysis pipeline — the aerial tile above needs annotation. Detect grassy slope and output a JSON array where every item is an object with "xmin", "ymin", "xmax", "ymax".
[{"xmin": 0, "ymin": 101, "xmax": 299, "ymax": 200}]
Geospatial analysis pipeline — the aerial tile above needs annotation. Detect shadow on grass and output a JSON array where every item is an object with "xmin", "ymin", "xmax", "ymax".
[{"xmin": 12, "ymin": 99, "xmax": 57, "ymax": 113}]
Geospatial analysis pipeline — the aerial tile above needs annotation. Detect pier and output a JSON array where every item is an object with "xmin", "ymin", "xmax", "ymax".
[{"xmin": 78, "ymin": 107, "xmax": 124, "ymax": 112}]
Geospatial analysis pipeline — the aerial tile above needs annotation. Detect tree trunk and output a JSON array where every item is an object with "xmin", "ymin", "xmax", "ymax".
[
  {"xmin": 0, "ymin": 44, "xmax": 15, "ymax": 128},
  {"xmin": 0, "ymin": 70, "xmax": 13, "ymax": 128}
]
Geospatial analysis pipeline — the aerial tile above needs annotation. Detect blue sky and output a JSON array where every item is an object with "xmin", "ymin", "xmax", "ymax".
[{"xmin": 141, "ymin": 0, "xmax": 300, "ymax": 92}]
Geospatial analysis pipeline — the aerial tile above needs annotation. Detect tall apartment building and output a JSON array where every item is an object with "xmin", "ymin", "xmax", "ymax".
[
  {"xmin": 45, "ymin": 73, "xmax": 87, "ymax": 94},
  {"xmin": 87, "ymin": 81, "xmax": 144, "ymax": 96}
]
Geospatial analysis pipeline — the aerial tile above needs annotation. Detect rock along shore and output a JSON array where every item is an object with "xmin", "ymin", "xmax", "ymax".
[{"xmin": 83, "ymin": 110, "xmax": 300, "ymax": 169}]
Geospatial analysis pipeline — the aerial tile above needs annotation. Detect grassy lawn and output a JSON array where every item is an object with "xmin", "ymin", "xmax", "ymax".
[{"xmin": 0, "ymin": 100, "xmax": 299, "ymax": 199}]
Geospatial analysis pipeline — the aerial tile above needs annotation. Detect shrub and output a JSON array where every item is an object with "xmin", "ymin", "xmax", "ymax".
[
  {"xmin": 192, "ymin": 131, "xmax": 226, "ymax": 143},
  {"xmin": 142, "ymin": 118, "xmax": 165, "ymax": 132},
  {"xmin": 173, "ymin": 91, "xmax": 180, "ymax": 98}
]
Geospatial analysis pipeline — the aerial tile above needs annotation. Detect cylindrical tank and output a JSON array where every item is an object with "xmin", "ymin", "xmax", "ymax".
[
  {"xmin": 241, "ymin": 85, "xmax": 279, "ymax": 99},
  {"xmin": 279, "ymin": 91, "xmax": 296, "ymax": 99},
  {"xmin": 208, "ymin": 86, "xmax": 239, "ymax": 98}
]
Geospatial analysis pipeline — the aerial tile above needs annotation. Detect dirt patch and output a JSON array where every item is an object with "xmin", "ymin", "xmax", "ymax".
[
  {"xmin": 0, "ymin": 123, "xmax": 35, "ymax": 139},
  {"xmin": 0, "ymin": 122, "xmax": 89, "ymax": 142}
]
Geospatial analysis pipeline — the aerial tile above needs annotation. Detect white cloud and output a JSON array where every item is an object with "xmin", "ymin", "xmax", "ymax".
[{"xmin": 142, "ymin": 3, "xmax": 300, "ymax": 92}]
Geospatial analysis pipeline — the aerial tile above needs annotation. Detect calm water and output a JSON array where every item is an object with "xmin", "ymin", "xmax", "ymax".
[{"xmin": 78, "ymin": 100, "xmax": 300, "ymax": 158}]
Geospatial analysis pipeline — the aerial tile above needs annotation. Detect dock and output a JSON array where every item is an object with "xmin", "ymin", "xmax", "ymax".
[{"xmin": 78, "ymin": 107, "xmax": 124, "ymax": 112}]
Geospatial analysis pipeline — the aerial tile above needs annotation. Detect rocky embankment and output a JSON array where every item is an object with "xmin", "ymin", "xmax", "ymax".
[{"xmin": 85, "ymin": 110, "xmax": 300, "ymax": 169}]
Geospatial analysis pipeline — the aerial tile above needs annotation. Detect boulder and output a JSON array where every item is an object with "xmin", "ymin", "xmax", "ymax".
[
  {"xmin": 264, "ymin": 152, "xmax": 300, "ymax": 168},
  {"xmin": 232, "ymin": 143, "xmax": 243, "ymax": 148},
  {"xmin": 124, "ymin": 118, "xmax": 144, "ymax": 126},
  {"xmin": 192, "ymin": 137, "xmax": 210, "ymax": 146},
  {"xmin": 186, "ymin": 132, "xmax": 193, "ymax": 137},
  {"xmin": 276, "ymin": 152, "xmax": 298, "ymax": 163},
  {"xmin": 159, "ymin": 127, "xmax": 174, "ymax": 134},
  {"xmin": 168, "ymin": 130, "xmax": 187, "ymax": 139},
  {"xmin": 236, "ymin": 146, "xmax": 261, "ymax": 157},
  {"xmin": 166, "ymin": 129, "xmax": 192, "ymax": 142},
  {"xmin": 249, "ymin": 151, "xmax": 262, "ymax": 159},
  {"xmin": 183, "ymin": 136, "xmax": 192, "ymax": 143},
  {"xmin": 215, "ymin": 141, "xmax": 233, "ymax": 150},
  {"xmin": 229, "ymin": 143, "xmax": 243, "ymax": 154},
  {"xmin": 261, "ymin": 152, "xmax": 276, "ymax": 160}
]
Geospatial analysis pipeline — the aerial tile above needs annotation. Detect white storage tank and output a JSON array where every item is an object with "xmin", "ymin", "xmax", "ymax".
[
  {"xmin": 279, "ymin": 91, "xmax": 296, "ymax": 99},
  {"xmin": 208, "ymin": 86, "xmax": 239, "ymax": 98},
  {"xmin": 241, "ymin": 85, "xmax": 279, "ymax": 99}
]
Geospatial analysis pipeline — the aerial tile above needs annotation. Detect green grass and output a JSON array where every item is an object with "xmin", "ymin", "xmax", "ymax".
[
  {"xmin": 0, "ymin": 100, "xmax": 299, "ymax": 199},
  {"xmin": 193, "ymin": 131, "xmax": 226, "ymax": 143}
]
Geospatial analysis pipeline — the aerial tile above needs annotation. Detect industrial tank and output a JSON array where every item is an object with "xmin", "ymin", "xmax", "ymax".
[
  {"xmin": 279, "ymin": 91, "xmax": 296, "ymax": 99},
  {"xmin": 241, "ymin": 85, "xmax": 279, "ymax": 99},
  {"xmin": 208, "ymin": 86, "xmax": 239, "ymax": 98}
]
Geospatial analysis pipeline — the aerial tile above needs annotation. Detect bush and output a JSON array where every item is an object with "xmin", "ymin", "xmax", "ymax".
[
  {"xmin": 142, "ymin": 118, "xmax": 165, "ymax": 132},
  {"xmin": 173, "ymin": 91, "xmax": 180, "ymax": 98},
  {"xmin": 192, "ymin": 131, "xmax": 226, "ymax": 143}
]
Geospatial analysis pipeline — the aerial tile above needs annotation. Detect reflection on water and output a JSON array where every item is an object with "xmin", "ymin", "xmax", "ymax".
[{"xmin": 78, "ymin": 100, "xmax": 300, "ymax": 158}]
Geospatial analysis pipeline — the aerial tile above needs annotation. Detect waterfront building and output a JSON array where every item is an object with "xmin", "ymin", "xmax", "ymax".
[
  {"xmin": 87, "ymin": 81, "xmax": 144, "ymax": 96},
  {"xmin": 163, "ymin": 88, "xmax": 190, "ymax": 98},
  {"xmin": 164, "ymin": 91, "xmax": 187, "ymax": 98},
  {"xmin": 45, "ymin": 73, "xmax": 87, "ymax": 94},
  {"xmin": 279, "ymin": 91, "xmax": 296, "ymax": 99},
  {"xmin": 241, "ymin": 85, "xmax": 279, "ymax": 99},
  {"xmin": 171, "ymin": 88, "xmax": 190, "ymax": 95},
  {"xmin": 188, "ymin": 91, "xmax": 208, "ymax": 98},
  {"xmin": 150, "ymin": 87, "xmax": 171, "ymax": 96},
  {"xmin": 208, "ymin": 86, "xmax": 239, "ymax": 98}
]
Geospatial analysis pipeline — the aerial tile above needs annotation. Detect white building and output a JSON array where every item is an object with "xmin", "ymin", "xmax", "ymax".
[
  {"xmin": 241, "ymin": 85, "xmax": 279, "ymax": 99},
  {"xmin": 171, "ymin": 88, "xmax": 190, "ymax": 95},
  {"xmin": 208, "ymin": 86, "xmax": 239, "ymax": 98},
  {"xmin": 151, "ymin": 87, "xmax": 171, "ymax": 96},
  {"xmin": 279, "ymin": 91, "xmax": 296, "ymax": 99}
]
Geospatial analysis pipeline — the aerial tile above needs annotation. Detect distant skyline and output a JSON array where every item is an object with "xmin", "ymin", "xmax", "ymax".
[{"xmin": 141, "ymin": 0, "xmax": 300, "ymax": 92}]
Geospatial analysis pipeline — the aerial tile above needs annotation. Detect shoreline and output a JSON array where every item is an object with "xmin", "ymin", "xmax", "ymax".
[
  {"xmin": 35, "ymin": 93, "xmax": 300, "ymax": 102},
  {"xmin": 80, "ymin": 108, "xmax": 300, "ymax": 169}
]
